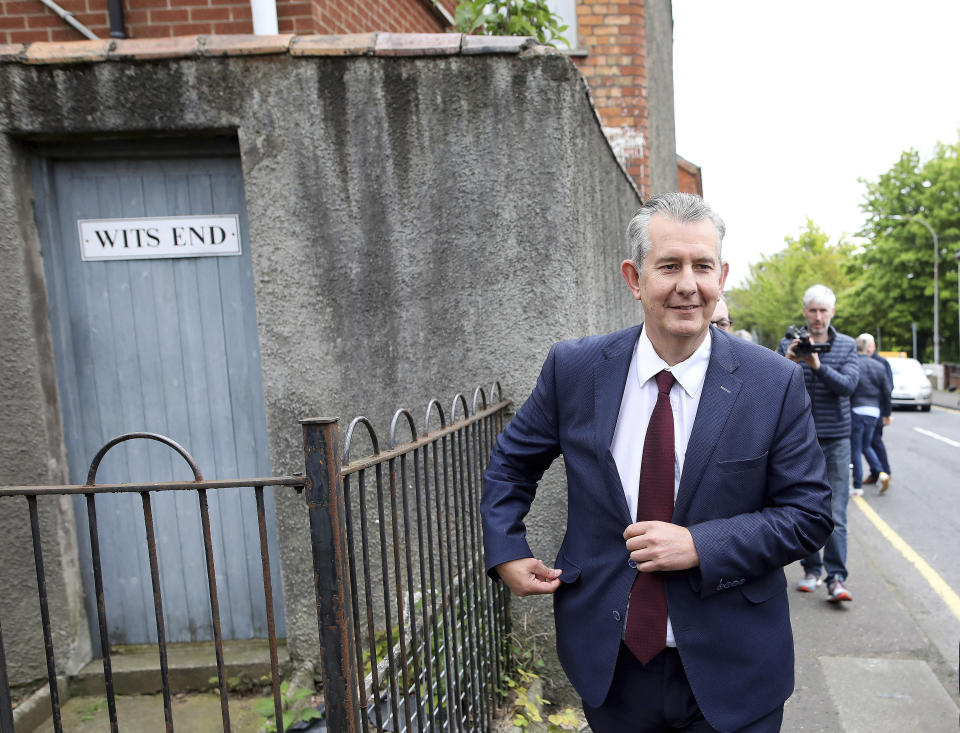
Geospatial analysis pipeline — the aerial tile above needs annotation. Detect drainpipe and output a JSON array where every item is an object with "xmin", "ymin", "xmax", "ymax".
[
  {"xmin": 250, "ymin": 0, "xmax": 278, "ymax": 34},
  {"xmin": 37, "ymin": 0, "xmax": 98, "ymax": 40},
  {"xmin": 107, "ymin": 0, "xmax": 126, "ymax": 38}
]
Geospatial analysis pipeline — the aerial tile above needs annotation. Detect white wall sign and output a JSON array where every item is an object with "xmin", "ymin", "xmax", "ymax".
[{"xmin": 78, "ymin": 215, "xmax": 242, "ymax": 261}]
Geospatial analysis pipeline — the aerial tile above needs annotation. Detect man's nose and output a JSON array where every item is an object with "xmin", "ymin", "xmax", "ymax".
[{"xmin": 675, "ymin": 265, "xmax": 697, "ymax": 294}]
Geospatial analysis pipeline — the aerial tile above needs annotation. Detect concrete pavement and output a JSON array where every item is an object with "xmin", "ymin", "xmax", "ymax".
[{"xmin": 784, "ymin": 393, "xmax": 960, "ymax": 731}]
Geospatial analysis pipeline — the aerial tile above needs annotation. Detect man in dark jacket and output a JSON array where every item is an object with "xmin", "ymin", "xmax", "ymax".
[
  {"xmin": 778, "ymin": 284, "xmax": 859, "ymax": 602},
  {"xmin": 863, "ymin": 336, "xmax": 893, "ymax": 491},
  {"xmin": 850, "ymin": 334, "xmax": 892, "ymax": 496}
]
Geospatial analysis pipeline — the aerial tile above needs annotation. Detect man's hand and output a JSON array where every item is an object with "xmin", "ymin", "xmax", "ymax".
[
  {"xmin": 623, "ymin": 521, "xmax": 700, "ymax": 571},
  {"xmin": 785, "ymin": 340, "xmax": 821, "ymax": 370},
  {"xmin": 495, "ymin": 558, "xmax": 562, "ymax": 597},
  {"xmin": 882, "ymin": 416, "xmax": 892, "ymax": 426}
]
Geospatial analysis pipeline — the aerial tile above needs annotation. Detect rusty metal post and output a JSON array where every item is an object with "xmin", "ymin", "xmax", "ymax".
[
  {"xmin": 0, "ymin": 616, "xmax": 13, "ymax": 733},
  {"xmin": 301, "ymin": 418, "xmax": 358, "ymax": 733}
]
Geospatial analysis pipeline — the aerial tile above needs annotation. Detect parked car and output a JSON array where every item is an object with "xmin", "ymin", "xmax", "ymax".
[{"xmin": 887, "ymin": 356, "xmax": 933, "ymax": 411}]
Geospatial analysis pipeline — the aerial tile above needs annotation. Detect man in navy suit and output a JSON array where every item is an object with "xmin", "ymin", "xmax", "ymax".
[{"xmin": 481, "ymin": 193, "xmax": 833, "ymax": 732}]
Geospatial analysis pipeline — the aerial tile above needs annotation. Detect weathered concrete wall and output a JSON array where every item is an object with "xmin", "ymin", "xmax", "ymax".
[
  {"xmin": 645, "ymin": 0, "xmax": 679, "ymax": 194},
  {"xmin": 0, "ymin": 135, "xmax": 92, "ymax": 688},
  {"xmin": 0, "ymin": 43, "xmax": 642, "ymax": 699}
]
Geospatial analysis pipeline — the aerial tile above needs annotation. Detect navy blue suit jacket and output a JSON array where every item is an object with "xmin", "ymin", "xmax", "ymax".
[{"xmin": 481, "ymin": 325, "xmax": 833, "ymax": 732}]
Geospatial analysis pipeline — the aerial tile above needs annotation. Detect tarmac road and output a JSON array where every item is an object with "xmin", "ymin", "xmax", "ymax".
[{"xmin": 784, "ymin": 398, "xmax": 960, "ymax": 732}]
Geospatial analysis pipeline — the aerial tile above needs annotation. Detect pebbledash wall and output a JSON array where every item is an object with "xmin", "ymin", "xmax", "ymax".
[
  {"xmin": 0, "ymin": 33, "xmax": 646, "ymax": 698},
  {"xmin": 0, "ymin": 0, "xmax": 687, "ymax": 202}
]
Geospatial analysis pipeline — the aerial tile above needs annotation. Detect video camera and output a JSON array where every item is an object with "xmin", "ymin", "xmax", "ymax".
[{"xmin": 784, "ymin": 325, "xmax": 831, "ymax": 356}]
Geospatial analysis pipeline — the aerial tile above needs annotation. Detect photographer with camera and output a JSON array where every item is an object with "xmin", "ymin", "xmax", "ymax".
[{"xmin": 777, "ymin": 284, "xmax": 859, "ymax": 602}]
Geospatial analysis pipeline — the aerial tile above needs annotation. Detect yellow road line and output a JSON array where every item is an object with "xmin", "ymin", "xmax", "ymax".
[{"xmin": 853, "ymin": 495, "xmax": 960, "ymax": 622}]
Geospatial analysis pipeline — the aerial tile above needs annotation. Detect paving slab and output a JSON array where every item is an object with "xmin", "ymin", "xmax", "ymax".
[
  {"xmin": 820, "ymin": 656, "xmax": 957, "ymax": 732},
  {"xmin": 31, "ymin": 692, "xmax": 266, "ymax": 732}
]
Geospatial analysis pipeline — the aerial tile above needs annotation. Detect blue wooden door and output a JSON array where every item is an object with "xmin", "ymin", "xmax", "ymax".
[{"xmin": 33, "ymin": 149, "xmax": 285, "ymax": 645}]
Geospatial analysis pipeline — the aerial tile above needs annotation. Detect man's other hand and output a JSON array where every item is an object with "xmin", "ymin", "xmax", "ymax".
[
  {"xmin": 624, "ymin": 521, "xmax": 700, "ymax": 571},
  {"xmin": 495, "ymin": 558, "xmax": 562, "ymax": 597}
]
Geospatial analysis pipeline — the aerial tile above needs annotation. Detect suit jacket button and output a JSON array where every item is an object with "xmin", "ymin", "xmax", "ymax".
[
  {"xmin": 612, "ymin": 610, "xmax": 621, "ymax": 621},
  {"xmin": 628, "ymin": 559, "xmax": 637, "ymax": 569}
]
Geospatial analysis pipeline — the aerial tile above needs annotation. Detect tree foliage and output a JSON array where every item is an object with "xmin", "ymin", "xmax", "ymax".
[
  {"xmin": 727, "ymin": 220, "xmax": 856, "ymax": 349},
  {"xmin": 453, "ymin": 0, "xmax": 569, "ymax": 46},
  {"xmin": 731, "ymin": 134, "xmax": 960, "ymax": 361},
  {"xmin": 851, "ymin": 139, "xmax": 960, "ymax": 360}
]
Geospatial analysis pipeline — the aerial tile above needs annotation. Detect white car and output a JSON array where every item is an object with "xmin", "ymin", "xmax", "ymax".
[{"xmin": 887, "ymin": 357, "xmax": 933, "ymax": 411}]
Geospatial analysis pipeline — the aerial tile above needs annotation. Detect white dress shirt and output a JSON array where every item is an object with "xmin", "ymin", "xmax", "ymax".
[{"xmin": 611, "ymin": 327, "xmax": 712, "ymax": 647}]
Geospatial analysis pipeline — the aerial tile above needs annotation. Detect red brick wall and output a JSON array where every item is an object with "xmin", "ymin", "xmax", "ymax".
[
  {"xmin": 677, "ymin": 156, "xmax": 703, "ymax": 196},
  {"xmin": 572, "ymin": 0, "xmax": 649, "ymax": 196},
  {"xmin": 308, "ymin": 0, "xmax": 453, "ymax": 35},
  {"xmin": 0, "ymin": 0, "xmax": 456, "ymax": 43}
]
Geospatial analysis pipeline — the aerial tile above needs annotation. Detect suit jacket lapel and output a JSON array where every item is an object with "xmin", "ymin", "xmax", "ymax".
[
  {"xmin": 594, "ymin": 325, "xmax": 642, "ymax": 523},
  {"xmin": 674, "ymin": 331, "xmax": 742, "ymax": 521}
]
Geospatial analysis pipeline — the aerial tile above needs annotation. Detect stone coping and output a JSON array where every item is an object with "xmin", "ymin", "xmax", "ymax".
[{"xmin": 0, "ymin": 32, "xmax": 546, "ymax": 65}]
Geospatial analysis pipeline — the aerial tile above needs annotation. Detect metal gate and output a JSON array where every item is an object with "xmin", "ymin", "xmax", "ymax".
[
  {"xmin": 0, "ymin": 387, "xmax": 513, "ymax": 732},
  {"xmin": 30, "ymin": 141, "xmax": 284, "ymax": 646}
]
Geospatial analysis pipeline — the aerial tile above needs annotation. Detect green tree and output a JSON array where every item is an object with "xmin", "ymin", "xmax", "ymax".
[
  {"xmin": 728, "ymin": 220, "xmax": 857, "ymax": 349},
  {"xmin": 852, "ymin": 137, "xmax": 960, "ymax": 361},
  {"xmin": 453, "ymin": 0, "xmax": 569, "ymax": 46}
]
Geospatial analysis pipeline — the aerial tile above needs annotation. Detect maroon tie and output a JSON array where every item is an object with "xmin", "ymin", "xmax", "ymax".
[{"xmin": 624, "ymin": 369, "xmax": 676, "ymax": 665}]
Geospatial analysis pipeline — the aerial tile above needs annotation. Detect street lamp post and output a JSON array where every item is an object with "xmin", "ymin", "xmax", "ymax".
[
  {"xmin": 955, "ymin": 251, "xmax": 960, "ymax": 363},
  {"xmin": 887, "ymin": 215, "xmax": 940, "ymax": 368}
]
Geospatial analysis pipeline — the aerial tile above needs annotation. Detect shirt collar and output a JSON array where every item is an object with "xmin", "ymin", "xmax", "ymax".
[{"xmin": 635, "ymin": 327, "xmax": 712, "ymax": 398}]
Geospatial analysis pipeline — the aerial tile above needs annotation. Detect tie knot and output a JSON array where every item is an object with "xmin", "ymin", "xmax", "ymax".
[{"xmin": 655, "ymin": 370, "xmax": 675, "ymax": 395}]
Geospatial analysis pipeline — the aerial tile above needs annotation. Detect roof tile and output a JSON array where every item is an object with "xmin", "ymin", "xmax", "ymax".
[
  {"xmin": 0, "ymin": 43, "xmax": 26, "ymax": 62},
  {"xmin": 109, "ymin": 36, "xmax": 202, "ymax": 61},
  {"xmin": 202, "ymin": 34, "xmax": 295, "ymax": 56},
  {"xmin": 23, "ymin": 40, "xmax": 113, "ymax": 65},
  {"xmin": 375, "ymin": 32, "xmax": 462, "ymax": 57},
  {"xmin": 461, "ymin": 35, "xmax": 535, "ymax": 55},
  {"xmin": 290, "ymin": 33, "xmax": 377, "ymax": 56}
]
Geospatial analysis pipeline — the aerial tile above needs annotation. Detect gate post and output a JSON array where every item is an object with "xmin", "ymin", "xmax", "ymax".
[{"xmin": 300, "ymin": 418, "xmax": 358, "ymax": 733}]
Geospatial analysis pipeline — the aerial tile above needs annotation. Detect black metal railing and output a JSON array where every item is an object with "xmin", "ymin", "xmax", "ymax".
[
  {"xmin": 303, "ymin": 384, "xmax": 512, "ymax": 732},
  {"xmin": 0, "ymin": 385, "xmax": 512, "ymax": 732},
  {"xmin": 0, "ymin": 432, "xmax": 302, "ymax": 733}
]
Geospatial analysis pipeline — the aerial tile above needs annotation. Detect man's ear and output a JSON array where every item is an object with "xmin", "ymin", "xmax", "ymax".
[
  {"xmin": 621, "ymin": 259, "xmax": 642, "ymax": 301},
  {"xmin": 718, "ymin": 261, "xmax": 729, "ymax": 292}
]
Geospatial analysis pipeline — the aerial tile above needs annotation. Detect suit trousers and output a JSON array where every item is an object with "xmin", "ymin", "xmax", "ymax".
[{"xmin": 582, "ymin": 644, "xmax": 784, "ymax": 733}]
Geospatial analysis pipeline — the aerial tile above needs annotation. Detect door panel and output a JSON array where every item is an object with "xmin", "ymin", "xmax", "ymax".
[{"xmin": 33, "ymin": 150, "xmax": 285, "ymax": 645}]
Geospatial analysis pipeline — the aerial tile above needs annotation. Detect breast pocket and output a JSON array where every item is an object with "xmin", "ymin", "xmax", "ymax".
[{"xmin": 717, "ymin": 451, "xmax": 768, "ymax": 475}]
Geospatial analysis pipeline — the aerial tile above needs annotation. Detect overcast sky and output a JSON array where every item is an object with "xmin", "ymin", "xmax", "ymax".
[{"xmin": 672, "ymin": 1, "xmax": 960, "ymax": 288}]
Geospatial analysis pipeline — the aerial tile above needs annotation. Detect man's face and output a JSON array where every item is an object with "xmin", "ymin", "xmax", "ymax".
[
  {"xmin": 711, "ymin": 298, "xmax": 733, "ymax": 332},
  {"xmin": 622, "ymin": 214, "xmax": 727, "ymax": 355},
  {"xmin": 803, "ymin": 301, "xmax": 834, "ymax": 337}
]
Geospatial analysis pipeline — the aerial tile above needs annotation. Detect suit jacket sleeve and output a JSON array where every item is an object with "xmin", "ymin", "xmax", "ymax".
[
  {"xmin": 480, "ymin": 345, "xmax": 563, "ymax": 577},
  {"xmin": 687, "ymin": 363, "xmax": 834, "ymax": 597}
]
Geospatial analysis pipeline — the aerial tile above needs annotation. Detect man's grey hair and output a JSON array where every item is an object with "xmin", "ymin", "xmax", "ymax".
[
  {"xmin": 856, "ymin": 333, "xmax": 875, "ymax": 354},
  {"xmin": 626, "ymin": 192, "xmax": 726, "ymax": 272},
  {"xmin": 803, "ymin": 284, "xmax": 837, "ymax": 309}
]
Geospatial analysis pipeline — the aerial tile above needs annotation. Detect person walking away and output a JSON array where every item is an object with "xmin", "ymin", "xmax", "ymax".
[
  {"xmin": 862, "ymin": 335, "xmax": 893, "ymax": 492},
  {"xmin": 850, "ymin": 334, "xmax": 891, "ymax": 496}
]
